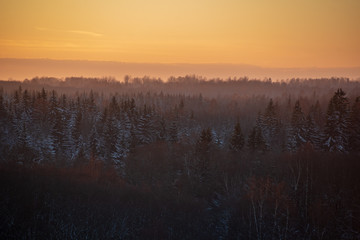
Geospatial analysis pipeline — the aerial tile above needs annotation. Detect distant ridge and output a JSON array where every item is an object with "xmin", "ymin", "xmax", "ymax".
[{"xmin": 1, "ymin": 58, "xmax": 360, "ymax": 81}]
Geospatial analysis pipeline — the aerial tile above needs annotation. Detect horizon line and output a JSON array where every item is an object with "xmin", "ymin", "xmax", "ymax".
[{"xmin": 1, "ymin": 57, "xmax": 360, "ymax": 70}]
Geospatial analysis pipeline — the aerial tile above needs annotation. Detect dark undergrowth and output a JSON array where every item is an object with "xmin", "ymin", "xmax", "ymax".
[{"xmin": 1, "ymin": 151, "xmax": 360, "ymax": 240}]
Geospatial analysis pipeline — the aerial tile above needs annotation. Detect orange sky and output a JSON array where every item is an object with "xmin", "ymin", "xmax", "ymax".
[{"xmin": 1, "ymin": 0, "xmax": 359, "ymax": 68}]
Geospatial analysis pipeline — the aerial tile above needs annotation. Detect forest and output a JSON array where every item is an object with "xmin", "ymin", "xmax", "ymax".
[{"xmin": 0, "ymin": 76, "xmax": 360, "ymax": 239}]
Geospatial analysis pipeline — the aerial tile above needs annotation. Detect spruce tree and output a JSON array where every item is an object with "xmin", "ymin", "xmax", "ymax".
[
  {"xmin": 15, "ymin": 123, "xmax": 35, "ymax": 165},
  {"xmin": 104, "ymin": 108, "xmax": 119, "ymax": 166},
  {"xmin": 229, "ymin": 121, "xmax": 245, "ymax": 151},
  {"xmin": 261, "ymin": 99, "xmax": 280, "ymax": 150},
  {"xmin": 255, "ymin": 127, "xmax": 268, "ymax": 153},
  {"xmin": 349, "ymin": 97, "xmax": 360, "ymax": 151},
  {"xmin": 288, "ymin": 100, "xmax": 306, "ymax": 151},
  {"xmin": 195, "ymin": 127, "xmax": 213, "ymax": 183},
  {"xmin": 196, "ymin": 127, "xmax": 213, "ymax": 153},
  {"xmin": 137, "ymin": 113, "xmax": 153, "ymax": 144},
  {"xmin": 169, "ymin": 121, "xmax": 178, "ymax": 143},
  {"xmin": 263, "ymin": 99, "xmax": 279, "ymax": 136},
  {"xmin": 247, "ymin": 126, "xmax": 267, "ymax": 153},
  {"xmin": 247, "ymin": 127, "xmax": 257, "ymax": 152},
  {"xmin": 72, "ymin": 108, "xmax": 82, "ymax": 148},
  {"xmin": 304, "ymin": 114, "xmax": 321, "ymax": 149},
  {"xmin": 324, "ymin": 88, "xmax": 350, "ymax": 152}
]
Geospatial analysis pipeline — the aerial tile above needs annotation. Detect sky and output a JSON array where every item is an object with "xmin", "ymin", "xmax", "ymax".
[{"xmin": 0, "ymin": 0, "xmax": 360, "ymax": 68}]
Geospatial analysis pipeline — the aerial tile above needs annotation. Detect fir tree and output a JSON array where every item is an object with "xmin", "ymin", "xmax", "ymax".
[
  {"xmin": 263, "ymin": 99, "xmax": 279, "ymax": 136},
  {"xmin": 89, "ymin": 126, "xmax": 100, "ymax": 160},
  {"xmin": 103, "ymin": 109, "xmax": 119, "ymax": 165},
  {"xmin": 259, "ymin": 99, "xmax": 281, "ymax": 150},
  {"xmin": 288, "ymin": 100, "xmax": 306, "ymax": 151},
  {"xmin": 15, "ymin": 123, "xmax": 36, "ymax": 165},
  {"xmin": 324, "ymin": 88, "xmax": 350, "ymax": 152},
  {"xmin": 48, "ymin": 90, "xmax": 58, "ymax": 122},
  {"xmin": 304, "ymin": 114, "xmax": 321, "ymax": 149},
  {"xmin": 196, "ymin": 127, "xmax": 213, "ymax": 153},
  {"xmin": 229, "ymin": 121, "xmax": 245, "ymax": 151},
  {"xmin": 137, "ymin": 109, "xmax": 154, "ymax": 144},
  {"xmin": 255, "ymin": 127, "xmax": 268, "ymax": 153},
  {"xmin": 22, "ymin": 89, "xmax": 31, "ymax": 114},
  {"xmin": 349, "ymin": 97, "xmax": 360, "ymax": 151},
  {"xmin": 247, "ymin": 127, "xmax": 257, "ymax": 152},
  {"xmin": 195, "ymin": 127, "xmax": 213, "ymax": 184},
  {"xmin": 72, "ymin": 108, "xmax": 82, "ymax": 148},
  {"xmin": 247, "ymin": 126, "xmax": 267, "ymax": 153},
  {"xmin": 156, "ymin": 116, "xmax": 167, "ymax": 141},
  {"xmin": 0, "ymin": 91, "xmax": 6, "ymax": 120},
  {"xmin": 169, "ymin": 121, "xmax": 178, "ymax": 143},
  {"xmin": 52, "ymin": 107, "xmax": 65, "ymax": 157}
]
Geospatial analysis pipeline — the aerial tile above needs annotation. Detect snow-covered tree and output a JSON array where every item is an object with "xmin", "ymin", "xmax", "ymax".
[
  {"xmin": 304, "ymin": 114, "xmax": 322, "ymax": 150},
  {"xmin": 288, "ymin": 100, "xmax": 306, "ymax": 151},
  {"xmin": 136, "ymin": 107, "xmax": 155, "ymax": 144},
  {"xmin": 349, "ymin": 97, "xmax": 360, "ymax": 151},
  {"xmin": 323, "ymin": 88, "xmax": 350, "ymax": 152},
  {"xmin": 263, "ymin": 99, "xmax": 280, "ymax": 139}
]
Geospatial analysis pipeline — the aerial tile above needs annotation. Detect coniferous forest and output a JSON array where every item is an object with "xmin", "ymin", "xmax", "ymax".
[{"xmin": 1, "ymin": 76, "xmax": 360, "ymax": 239}]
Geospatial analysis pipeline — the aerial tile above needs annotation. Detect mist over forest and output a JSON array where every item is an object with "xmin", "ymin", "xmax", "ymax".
[{"xmin": 1, "ymin": 76, "xmax": 360, "ymax": 239}]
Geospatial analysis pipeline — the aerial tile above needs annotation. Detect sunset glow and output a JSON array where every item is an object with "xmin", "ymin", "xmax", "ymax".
[
  {"xmin": 1, "ymin": 0, "xmax": 359, "ymax": 68},
  {"xmin": 2, "ymin": 1, "xmax": 360, "ymax": 237}
]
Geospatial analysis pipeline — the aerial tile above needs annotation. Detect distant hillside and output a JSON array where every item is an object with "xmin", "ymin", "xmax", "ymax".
[{"xmin": 1, "ymin": 58, "xmax": 360, "ymax": 81}]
